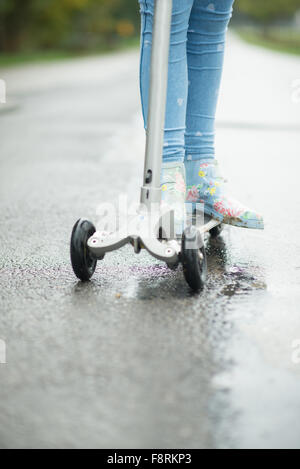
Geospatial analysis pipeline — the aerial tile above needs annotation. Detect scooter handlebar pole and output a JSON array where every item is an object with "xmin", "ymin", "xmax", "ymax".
[{"xmin": 140, "ymin": 0, "xmax": 173, "ymax": 208}]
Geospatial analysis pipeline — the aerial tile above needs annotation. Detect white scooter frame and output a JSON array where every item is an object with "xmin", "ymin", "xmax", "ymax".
[{"xmin": 70, "ymin": 0, "xmax": 222, "ymax": 291}]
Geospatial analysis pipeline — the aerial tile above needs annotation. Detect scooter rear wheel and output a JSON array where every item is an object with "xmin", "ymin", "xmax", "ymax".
[
  {"xmin": 181, "ymin": 226, "xmax": 207, "ymax": 291},
  {"xmin": 210, "ymin": 224, "xmax": 223, "ymax": 238},
  {"xmin": 70, "ymin": 218, "xmax": 97, "ymax": 281}
]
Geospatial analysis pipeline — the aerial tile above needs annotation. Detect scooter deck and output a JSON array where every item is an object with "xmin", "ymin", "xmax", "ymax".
[{"xmin": 189, "ymin": 212, "xmax": 222, "ymax": 236}]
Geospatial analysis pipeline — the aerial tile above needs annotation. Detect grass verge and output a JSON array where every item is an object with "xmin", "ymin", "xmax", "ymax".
[
  {"xmin": 0, "ymin": 37, "xmax": 140, "ymax": 68},
  {"xmin": 235, "ymin": 27, "xmax": 300, "ymax": 56}
]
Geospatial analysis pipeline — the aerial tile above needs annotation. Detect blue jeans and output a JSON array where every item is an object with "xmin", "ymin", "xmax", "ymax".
[{"xmin": 138, "ymin": 0, "xmax": 234, "ymax": 163}]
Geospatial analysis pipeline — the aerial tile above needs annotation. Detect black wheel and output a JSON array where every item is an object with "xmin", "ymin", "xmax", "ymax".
[
  {"xmin": 70, "ymin": 218, "xmax": 97, "ymax": 281},
  {"xmin": 210, "ymin": 223, "xmax": 223, "ymax": 238},
  {"xmin": 181, "ymin": 226, "xmax": 207, "ymax": 291}
]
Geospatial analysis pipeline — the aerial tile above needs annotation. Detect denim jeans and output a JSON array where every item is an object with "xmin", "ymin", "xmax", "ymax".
[{"xmin": 138, "ymin": 0, "xmax": 234, "ymax": 163}]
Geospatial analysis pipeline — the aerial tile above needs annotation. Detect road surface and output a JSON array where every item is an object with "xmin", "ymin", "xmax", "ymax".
[{"xmin": 0, "ymin": 34, "xmax": 300, "ymax": 449}]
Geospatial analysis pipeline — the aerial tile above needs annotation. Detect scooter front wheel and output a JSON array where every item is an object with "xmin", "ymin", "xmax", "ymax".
[
  {"xmin": 210, "ymin": 223, "xmax": 223, "ymax": 238},
  {"xmin": 181, "ymin": 226, "xmax": 207, "ymax": 292},
  {"xmin": 70, "ymin": 218, "xmax": 97, "ymax": 281}
]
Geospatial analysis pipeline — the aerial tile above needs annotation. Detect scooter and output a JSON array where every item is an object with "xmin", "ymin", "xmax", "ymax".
[{"xmin": 70, "ymin": 0, "xmax": 222, "ymax": 291}]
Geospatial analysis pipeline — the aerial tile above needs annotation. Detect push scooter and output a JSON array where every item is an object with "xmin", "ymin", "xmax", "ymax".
[{"xmin": 70, "ymin": 0, "xmax": 222, "ymax": 291}]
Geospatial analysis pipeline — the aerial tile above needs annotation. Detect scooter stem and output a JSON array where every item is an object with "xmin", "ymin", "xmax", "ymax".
[{"xmin": 140, "ymin": 0, "xmax": 173, "ymax": 209}]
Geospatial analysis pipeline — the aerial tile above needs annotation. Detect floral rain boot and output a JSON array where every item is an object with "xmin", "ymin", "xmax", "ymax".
[
  {"xmin": 160, "ymin": 161, "xmax": 186, "ymax": 237},
  {"xmin": 185, "ymin": 160, "xmax": 264, "ymax": 229}
]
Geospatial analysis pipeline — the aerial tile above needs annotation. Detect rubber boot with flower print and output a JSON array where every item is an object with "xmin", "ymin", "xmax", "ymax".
[
  {"xmin": 160, "ymin": 161, "xmax": 186, "ymax": 238},
  {"xmin": 185, "ymin": 160, "xmax": 264, "ymax": 230}
]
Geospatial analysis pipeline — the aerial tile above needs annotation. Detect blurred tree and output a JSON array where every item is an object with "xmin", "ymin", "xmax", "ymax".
[
  {"xmin": 0, "ymin": 0, "xmax": 33, "ymax": 51},
  {"xmin": 237, "ymin": 0, "xmax": 300, "ymax": 25},
  {"xmin": 31, "ymin": 0, "xmax": 90, "ymax": 48},
  {"xmin": 0, "ymin": 0, "xmax": 140, "ymax": 52},
  {"xmin": 0, "ymin": 0, "xmax": 90, "ymax": 51},
  {"xmin": 2, "ymin": 0, "xmax": 299, "ymax": 54}
]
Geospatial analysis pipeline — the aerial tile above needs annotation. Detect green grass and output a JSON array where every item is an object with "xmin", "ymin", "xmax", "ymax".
[
  {"xmin": 0, "ymin": 36, "xmax": 140, "ymax": 68},
  {"xmin": 235, "ymin": 27, "xmax": 300, "ymax": 56},
  {"xmin": 0, "ymin": 50, "xmax": 79, "ymax": 67}
]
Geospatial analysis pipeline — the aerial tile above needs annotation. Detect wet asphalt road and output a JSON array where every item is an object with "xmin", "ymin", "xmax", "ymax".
[{"xmin": 0, "ymin": 34, "xmax": 300, "ymax": 449}]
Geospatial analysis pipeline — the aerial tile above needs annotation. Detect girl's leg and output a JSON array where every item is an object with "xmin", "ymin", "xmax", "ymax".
[
  {"xmin": 138, "ymin": 0, "xmax": 194, "ymax": 236},
  {"xmin": 185, "ymin": 0, "xmax": 234, "ymax": 161},
  {"xmin": 138, "ymin": 0, "xmax": 193, "ymax": 163},
  {"xmin": 185, "ymin": 0, "xmax": 264, "ymax": 229}
]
